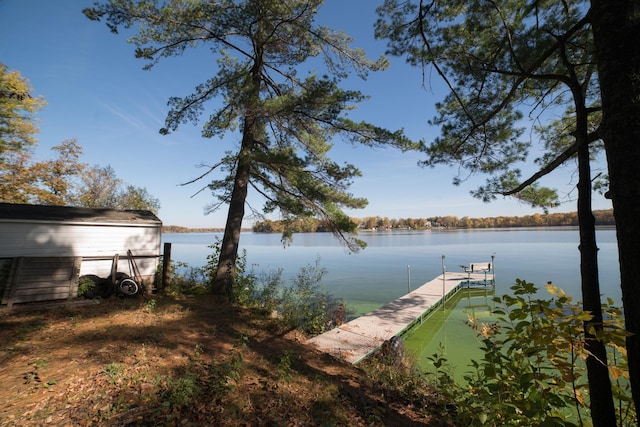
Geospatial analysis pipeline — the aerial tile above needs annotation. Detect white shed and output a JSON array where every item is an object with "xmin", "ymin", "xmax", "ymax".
[{"xmin": 0, "ymin": 203, "xmax": 162, "ymax": 306}]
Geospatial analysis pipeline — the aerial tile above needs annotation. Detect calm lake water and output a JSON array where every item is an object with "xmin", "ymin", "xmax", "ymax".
[
  {"xmin": 163, "ymin": 227, "xmax": 620, "ymax": 306},
  {"xmin": 162, "ymin": 227, "xmax": 621, "ymax": 373}
]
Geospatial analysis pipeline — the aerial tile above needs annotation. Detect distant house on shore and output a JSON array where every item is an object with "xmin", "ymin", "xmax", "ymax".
[{"xmin": 0, "ymin": 203, "xmax": 162, "ymax": 306}]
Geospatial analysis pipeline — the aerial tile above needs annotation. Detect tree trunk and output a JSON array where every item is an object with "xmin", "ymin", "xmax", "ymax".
[
  {"xmin": 212, "ymin": 140, "xmax": 251, "ymax": 297},
  {"xmin": 212, "ymin": 52, "xmax": 263, "ymax": 298},
  {"xmin": 568, "ymin": 70, "xmax": 617, "ymax": 423},
  {"xmin": 590, "ymin": 0, "xmax": 640, "ymax": 413},
  {"xmin": 575, "ymin": 119, "xmax": 615, "ymax": 426}
]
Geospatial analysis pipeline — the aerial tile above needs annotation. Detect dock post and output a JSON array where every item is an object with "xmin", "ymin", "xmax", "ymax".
[
  {"xmin": 491, "ymin": 253, "xmax": 496, "ymax": 286},
  {"xmin": 441, "ymin": 255, "xmax": 446, "ymax": 309},
  {"xmin": 407, "ymin": 265, "xmax": 411, "ymax": 293},
  {"xmin": 162, "ymin": 242, "xmax": 172, "ymax": 291}
]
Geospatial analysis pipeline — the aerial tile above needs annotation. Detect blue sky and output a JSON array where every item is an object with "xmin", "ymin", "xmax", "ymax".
[{"xmin": 0, "ymin": 0, "xmax": 612, "ymax": 228}]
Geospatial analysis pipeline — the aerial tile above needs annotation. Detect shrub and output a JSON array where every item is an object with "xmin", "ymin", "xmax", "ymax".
[
  {"xmin": 162, "ymin": 373, "xmax": 201, "ymax": 409},
  {"xmin": 426, "ymin": 279, "xmax": 635, "ymax": 426},
  {"xmin": 161, "ymin": 241, "xmax": 347, "ymax": 336},
  {"xmin": 156, "ymin": 259, "xmax": 208, "ymax": 296},
  {"xmin": 279, "ymin": 257, "xmax": 344, "ymax": 335},
  {"xmin": 250, "ymin": 269, "xmax": 283, "ymax": 313},
  {"xmin": 77, "ymin": 276, "xmax": 96, "ymax": 297}
]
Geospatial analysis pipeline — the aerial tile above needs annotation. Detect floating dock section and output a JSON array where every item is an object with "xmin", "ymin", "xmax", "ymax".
[{"xmin": 306, "ymin": 264, "xmax": 495, "ymax": 364}]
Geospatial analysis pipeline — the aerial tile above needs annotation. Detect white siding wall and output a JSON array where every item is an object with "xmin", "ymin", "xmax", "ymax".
[{"xmin": 0, "ymin": 221, "xmax": 161, "ymax": 283}]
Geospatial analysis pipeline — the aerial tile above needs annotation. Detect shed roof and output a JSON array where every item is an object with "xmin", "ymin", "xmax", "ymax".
[{"xmin": 0, "ymin": 203, "xmax": 162, "ymax": 225}]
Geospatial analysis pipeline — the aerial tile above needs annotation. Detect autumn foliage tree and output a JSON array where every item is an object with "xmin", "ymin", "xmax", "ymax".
[
  {"xmin": 0, "ymin": 63, "xmax": 47, "ymax": 203},
  {"xmin": 30, "ymin": 138, "xmax": 87, "ymax": 206},
  {"xmin": 72, "ymin": 164, "xmax": 161, "ymax": 214},
  {"xmin": 0, "ymin": 64, "xmax": 159, "ymax": 213}
]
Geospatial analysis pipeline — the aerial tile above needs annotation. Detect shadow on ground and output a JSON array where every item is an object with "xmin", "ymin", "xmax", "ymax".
[{"xmin": 0, "ymin": 295, "xmax": 453, "ymax": 426}]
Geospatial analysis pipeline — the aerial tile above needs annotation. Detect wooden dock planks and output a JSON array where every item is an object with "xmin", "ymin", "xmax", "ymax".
[{"xmin": 305, "ymin": 270, "xmax": 494, "ymax": 364}]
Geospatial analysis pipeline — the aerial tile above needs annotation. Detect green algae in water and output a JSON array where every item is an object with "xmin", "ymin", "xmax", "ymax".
[
  {"xmin": 403, "ymin": 287, "xmax": 496, "ymax": 382},
  {"xmin": 348, "ymin": 301, "xmax": 384, "ymax": 317}
]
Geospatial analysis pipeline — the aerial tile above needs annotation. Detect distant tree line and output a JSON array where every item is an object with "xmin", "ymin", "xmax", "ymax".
[
  {"xmin": 162, "ymin": 225, "xmax": 225, "ymax": 233},
  {"xmin": 253, "ymin": 209, "xmax": 615, "ymax": 233}
]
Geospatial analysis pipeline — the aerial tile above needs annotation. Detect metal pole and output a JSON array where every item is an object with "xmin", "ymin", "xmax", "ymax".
[
  {"xmin": 407, "ymin": 264, "xmax": 411, "ymax": 293},
  {"xmin": 441, "ymin": 255, "xmax": 446, "ymax": 309},
  {"xmin": 491, "ymin": 253, "xmax": 496, "ymax": 287}
]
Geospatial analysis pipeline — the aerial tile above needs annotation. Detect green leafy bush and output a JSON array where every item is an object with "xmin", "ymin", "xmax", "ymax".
[
  {"xmin": 253, "ymin": 270, "xmax": 282, "ymax": 313},
  {"xmin": 162, "ymin": 240, "xmax": 347, "ymax": 336},
  {"xmin": 77, "ymin": 276, "xmax": 96, "ymax": 297},
  {"xmin": 426, "ymin": 279, "xmax": 635, "ymax": 426},
  {"xmin": 279, "ymin": 258, "xmax": 344, "ymax": 335},
  {"xmin": 162, "ymin": 373, "xmax": 201, "ymax": 409},
  {"xmin": 156, "ymin": 259, "xmax": 208, "ymax": 296}
]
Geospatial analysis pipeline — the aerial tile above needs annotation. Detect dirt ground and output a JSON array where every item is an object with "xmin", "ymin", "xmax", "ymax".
[{"xmin": 0, "ymin": 295, "xmax": 453, "ymax": 426}]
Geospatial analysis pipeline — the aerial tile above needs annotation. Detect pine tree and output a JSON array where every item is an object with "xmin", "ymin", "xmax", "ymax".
[{"xmin": 85, "ymin": 0, "xmax": 418, "ymax": 297}]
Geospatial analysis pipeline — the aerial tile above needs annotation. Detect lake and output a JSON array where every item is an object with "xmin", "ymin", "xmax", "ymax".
[
  {"xmin": 162, "ymin": 227, "xmax": 620, "ymax": 307},
  {"xmin": 162, "ymin": 227, "xmax": 621, "ymax": 373}
]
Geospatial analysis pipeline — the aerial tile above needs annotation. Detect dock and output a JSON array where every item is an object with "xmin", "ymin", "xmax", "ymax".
[{"xmin": 305, "ymin": 264, "xmax": 495, "ymax": 364}]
